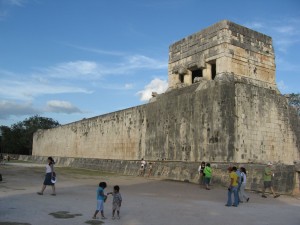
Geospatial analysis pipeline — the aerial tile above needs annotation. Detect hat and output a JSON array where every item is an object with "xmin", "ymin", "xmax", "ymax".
[{"xmin": 267, "ymin": 162, "xmax": 272, "ymax": 166}]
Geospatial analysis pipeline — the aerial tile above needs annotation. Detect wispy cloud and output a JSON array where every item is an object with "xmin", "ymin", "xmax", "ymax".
[
  {"xmin": 0, "ymin": 50, "xmax": 167, "ymax": 121},
  {"xmin": 0, "ymin": 0, "xmax": 26, "ymax": 20},
  {"xmin": 37, "ymin": 61, "xmax": 101, "ymax": 80},
  {"xmin": 0, "ymin": 52, "xmax": 166, "ymax": 101},
  {"xmin": 4, "ymin": 0, "xmax": 25, "ymax": 7},
  {"xmin": 277, "ymin": 80, "xmax": 288, "ymax": 92},
  {"xmin": 34, "ymin": 55, "xmax": 167, "ymax": 80},
  {"xmin": 97, "ymin": 83, "xmax": 134, "ymax": 90},
  {"xmin": 0, "ymin": 70, "xmax": 92, "ymax": 101},
  {"xmin": 244, "ymin": 18, "xmax": 300, "ymax": 54},
  {"xmin": 46, "ymin": 100, "xmax": 82, "ymax": 114},
  {"xmin": 137, "ymin": 78, "xmax": 168, "ymax": 101},
  {"xmin": 65, "ymin": 44, "xmax": 125, "ymax": 56}
]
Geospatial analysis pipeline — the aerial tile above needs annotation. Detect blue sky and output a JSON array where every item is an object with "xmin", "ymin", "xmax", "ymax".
[{"xmin": 0, "ymin": 0, "xmax": 299, "ymax": 126}]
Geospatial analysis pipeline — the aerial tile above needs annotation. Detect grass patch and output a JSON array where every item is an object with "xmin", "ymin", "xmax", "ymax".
[
  {"xmin": 5, "ymin": 160, "xmax": 33, "ymax": 164},
  {"xmin": 55, "ymin": 167, "xmax": 118, "ymax": 177}
]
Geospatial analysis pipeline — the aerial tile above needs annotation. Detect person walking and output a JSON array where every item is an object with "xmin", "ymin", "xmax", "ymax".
[
  {"xmin": 203, "ymin": 163, "xmax": 212, "ymax": 190},
  {"xmin": 262, "ymin": 162, "xmax": 280, "ymax": 198},
  {"xmin": 37, "ymin": 157, "xmax": 56, "ymax": 196},
  {"xmin": 239, "ymin": 167, "xmax": 249, "ymax": 203},
  {"xmin": 225, "ymin": 166, "xmax": 239, "ymax": 207}
]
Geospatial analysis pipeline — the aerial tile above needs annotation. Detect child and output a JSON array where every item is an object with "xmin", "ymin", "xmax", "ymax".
[
  {"xmin": 203, "ymin": 163, "xmax": 212, "ymax": 190},
  {"xmin": 93, "ymin": 182, "xmax": 107, "ymax": 220},
  {"xmin": 148, "ymin": 162, "xmax": 153, "ymax": 177},
  {"xmin": 107, "ymin": 185, "xmax": 122, "ymax": 220}
]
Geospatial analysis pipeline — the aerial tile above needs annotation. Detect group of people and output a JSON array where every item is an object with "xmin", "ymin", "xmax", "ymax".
[
  {"xmin": 92, "ymin": 182, "xmax": 123, "ymax": 220},
  {"xmin": 198, "ymin": 161, "xmax": 212, "ymax": 190},
  {"xmin": 198, "ymin": 161, "xmax": 280, "ymax": 207},
  {"xmin": 37, "ymin": 156, "xmax": 281, "ymax": 221},
  {"xmin": 0, "ymin": 153, "xmax": 11, "ymax": 164},
  {"xmin": 225, "ymin": 166, "xmax": 249, "ymax": 207},
  {"xmin": 36, "ymin": 157, "xmax": 123, "ymax": 220}
]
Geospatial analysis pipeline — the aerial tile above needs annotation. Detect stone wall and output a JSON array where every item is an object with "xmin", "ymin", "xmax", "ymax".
[
  {"xmin": 33, "ymin": 80, "xmax": 236, "ymax": 162},
  {"xmin": 18, "ymin": 155, "xmax": 296, "ymax": 194},
  {"xmin": 32, "ymin": 81, "xmax": 229, "ymax": 162},
  {"xmin": 33, "ymin": 79, "xmax": 299, "ymax": 165}
]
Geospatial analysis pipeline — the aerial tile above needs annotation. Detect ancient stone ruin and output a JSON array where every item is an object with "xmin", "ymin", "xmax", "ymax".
[{"xmin": 32, "ymin": 20, "xmax": 300, "ymax": 194}]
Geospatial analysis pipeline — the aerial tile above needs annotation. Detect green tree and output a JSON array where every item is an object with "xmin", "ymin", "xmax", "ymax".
[
  {"xmin": 286, "ymin": 93, "xmax": 300, "ymax": 115},
  {"xmin": 0, "ymin": 115, "xmax": 60, "ymax": 155}
]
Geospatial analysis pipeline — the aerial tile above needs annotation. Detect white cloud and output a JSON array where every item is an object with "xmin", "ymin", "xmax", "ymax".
[
  {"xmin": 40, "ymin": 61, "xmax": 101, "ymax": 80},
  {"xmin": 137, "ymin": 78, "xmax": 168, "ymax": 101},
  {"xmin": 46, "ymin": 100, "xmax": 82, "ymax": 114},
  {"xmin": 244, "ymin": 22, "xmax": 264, "ymax": 29},
  {"xmin": 0, "ymin": 100, "xmax": 40, "ymax": 119},
  {"xmin": 277, "ymin": 80, "xmax": 288, "ymax": 92},
  {"xmin": 124, "ymin": 83, "xmax": 133, "ymax": 89}
]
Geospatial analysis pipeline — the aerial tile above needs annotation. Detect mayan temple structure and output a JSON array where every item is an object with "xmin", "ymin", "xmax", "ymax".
[{"xmin": 31, "ymin": 20, "xmax": 300, "ymax": 194}]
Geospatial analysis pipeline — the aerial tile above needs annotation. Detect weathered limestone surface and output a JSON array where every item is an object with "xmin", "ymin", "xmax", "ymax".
[
  {"xmin": 168, "ymin": 20, "xmax": 276, "ymax": 91},
  {"xmin": 33, "ymin": 79, "xmax": 299, "ymax": 165}
]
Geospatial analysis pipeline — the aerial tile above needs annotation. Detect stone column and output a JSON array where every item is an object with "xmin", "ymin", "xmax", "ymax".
[
  {"xmin": 184, "ymin": 70, "xmax": 192, "ymax": 85},
  {"xmin": 203, "ymin": 63, "xmax": 212, "ymax": 80}
]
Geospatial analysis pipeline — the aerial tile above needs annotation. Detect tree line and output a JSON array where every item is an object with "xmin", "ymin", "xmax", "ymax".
[{"xmin": 0, "ymin": 115, "xmax": 60, "ymax": 155}]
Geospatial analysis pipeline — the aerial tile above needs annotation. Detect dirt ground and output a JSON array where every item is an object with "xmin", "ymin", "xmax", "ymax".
[{"xmin": 0, "ymin": 162, "xmax": 299, "ymax": 225}]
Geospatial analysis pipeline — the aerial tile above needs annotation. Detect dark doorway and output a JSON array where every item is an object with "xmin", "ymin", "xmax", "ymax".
[
  {"xmin": 211, "ymin": 63, "xmax": 216, "ymax": 80},
  {"xmin": 192, "ymin": 69, "xmax": 203, "ymax": 83},
  {"xmin": 179, "ymin": 74, "xmax": 184, "ymax": 83}
]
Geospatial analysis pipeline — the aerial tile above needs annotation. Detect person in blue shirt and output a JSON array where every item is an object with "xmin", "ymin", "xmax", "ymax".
[{"xmin": 93, "ymin": 182, "xmax": 107, "ymax": 219}]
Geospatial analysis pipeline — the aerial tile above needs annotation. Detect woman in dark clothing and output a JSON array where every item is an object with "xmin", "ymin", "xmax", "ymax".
[{"xmin": 37, "ymin": 157, "xmax": 56, "ymax": 196}]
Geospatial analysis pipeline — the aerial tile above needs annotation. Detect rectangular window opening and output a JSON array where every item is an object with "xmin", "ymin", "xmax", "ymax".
[
  {"xmin": 179, "ymin": 74, "xmax": 184, "ymax": 83},
  {"xmin": 211, "ymin": 63, "xmax": 216, "ymax": 80},
  {"xmin": 192, "ymin": 69, "xmax": 203, "ymax": 83}
]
